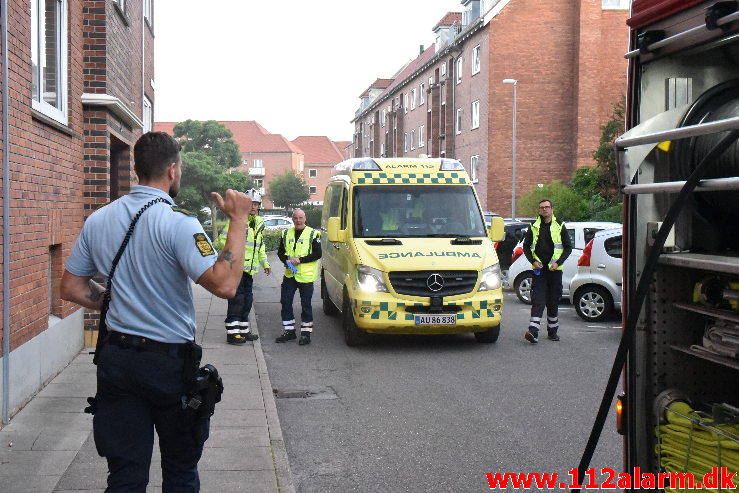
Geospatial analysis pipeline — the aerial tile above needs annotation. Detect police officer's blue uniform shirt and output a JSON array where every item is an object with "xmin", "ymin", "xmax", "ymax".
[{"xmin": 65, "ymin": 185, "xmax": 218, "ymax": 343}]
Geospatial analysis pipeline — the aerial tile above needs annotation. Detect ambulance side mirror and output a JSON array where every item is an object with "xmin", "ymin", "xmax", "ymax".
[
  {"xmin": 488, "ymin": 216, "xmax": 505, "ymax": 242},
  {"xmin": 327, "ymin": 217, "xmax": 346, "ymax": 243}
]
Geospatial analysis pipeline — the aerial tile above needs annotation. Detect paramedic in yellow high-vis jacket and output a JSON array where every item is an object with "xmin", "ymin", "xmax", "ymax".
[
  {"xmin": 215, "ymin": 189, "xmax": 271, "ymax": 344},
  {"xmin": 275, "ymin": 209, "xmax": 322, "ymax": 346}
]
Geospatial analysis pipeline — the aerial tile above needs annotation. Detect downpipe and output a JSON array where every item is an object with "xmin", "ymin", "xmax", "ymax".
[{"xmin": 2, "ymin": 0, "xmax": 11, "ymax": 425}]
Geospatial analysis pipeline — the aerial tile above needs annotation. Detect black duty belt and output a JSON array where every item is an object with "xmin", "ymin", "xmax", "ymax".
[{"xmin": 107, "ymin": 331, "xmax": 188, "ymax": 357}]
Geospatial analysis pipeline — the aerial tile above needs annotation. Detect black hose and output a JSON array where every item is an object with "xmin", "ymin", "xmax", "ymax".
[{"xmin": 571, "ymin": 128, "xmax": 739, "ymax": 492}]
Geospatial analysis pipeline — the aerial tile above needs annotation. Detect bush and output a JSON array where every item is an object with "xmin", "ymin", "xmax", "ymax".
[
  {"xmin": 304, "ymin": 207, "xmax": 322, "ymax": 228},
  {"xmin": 263, "ymin": 230, "xmax": 282, "ymax": 252}
]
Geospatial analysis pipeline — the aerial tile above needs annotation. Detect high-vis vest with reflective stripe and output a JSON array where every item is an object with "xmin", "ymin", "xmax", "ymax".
[
  {"xmin": 530, "ymin": 216, "xmax": 565, "ymax": 271},
  {"xmin": 216, "ymin": 215, "xmax": 270, "ymax": 275},
  {"xmin": 282, "ymin": 226, "xmax": 320, "ymax": 283}
]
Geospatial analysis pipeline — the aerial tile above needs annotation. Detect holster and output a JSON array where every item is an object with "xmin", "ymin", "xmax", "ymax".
[{"xmin": 180, "ymin": 364, "xmax": 224, "ymax": 426}]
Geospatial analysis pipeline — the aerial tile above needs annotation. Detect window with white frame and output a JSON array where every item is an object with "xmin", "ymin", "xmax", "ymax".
[
  {"xmin": 410, "ymin": 130, "xmax": 415, "ymax": 150},
  {"xmin": 254, "ymin": 179, "xmax": 263, "ymax": 188},
  {"xmin": 456, "ymin": 108, "xmax": 462, "ymax": 134},
  {"xmin": 471, "ymin": 100, "xmax": 480, "ymax": 129},
  {"xmin": 419, "ymin": 84, "xmax": 425, "ymax": 105},
  {"xmin": 419, "ymin": 125, "xmax": 425, "ymax": 147},
  {"xmin": 309, "ymin": 169, "xmax": 317, "ymax": 178},
  {"xmin": 404, "ymin": 133, "xmax": 408, "ymax": 152},
  {"xmin": 381, "ymin": 109, "xmax": 386, "ymax": 127},
  {"xmin": 456, "ymin": 57, "xmax": 463, "ymax": 84},
  {"xmin": 381, "ymin": 142, "xmax": 385, "ymax": 157},
  {"xmin": 602, "ymin": 0, "xmax": 628, "ymax": 8},
  {"xmin": 243, "ymin": 159, "xmax": 248, "ymax": 165},
  {"xmin": 144, "ymin": 0, "xmax": 153, "ymax": 25},
  {"xmin": 411, "ymin": 89, "xmax": 416, "ymax": 110},
  {"xmin": 309, "ymin": 186, "xmax": 317, "ymax": 195},
  {"xmin": 472, "ymin": 45, "xmax": 481, "ymax": 75},
  {"xmin": 143, "ymin": 96, "xmax": 152, "ymax": 133},
  {"xmin": 253, "ymin": 159, "xmax": 263, "ymax": 168},
  {"xmin": 31, "ymin": 0, "xmax": 68, "ymax": 125},
  {"xmin": 471, "ymin": 155, "xmax": 479, "ymax": 183},
  {"xmin": 441, "ymin": 63, "xmax": 446, "ymax": 77},
  {"xmin": 404, "ymin": 94, "xmax": 409, "ymax": 113}
]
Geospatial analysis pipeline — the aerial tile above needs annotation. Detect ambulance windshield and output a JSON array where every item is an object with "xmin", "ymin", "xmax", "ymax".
[{"xmin": 353, "ymin": 185, "xmax": 486, "ymax": 238}]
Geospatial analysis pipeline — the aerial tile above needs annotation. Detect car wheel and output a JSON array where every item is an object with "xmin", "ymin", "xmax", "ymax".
[
  {"xmin": 321, "ymin": 277, "xmax": 339, "ymax": 316},
  {"xmin": 343, "ymin": 295, "xmax": 368, "ymax": 346},
  {"xmin": 574, "ymin": 285, "xmax": 614, "ymax": 322},
  {"xmin": 514, "ymin": 272, "xmax": 533, "ymax": 304},
  {"xmin": 474, "ymin": 324, "xmax": 500, "ymax": 343}
]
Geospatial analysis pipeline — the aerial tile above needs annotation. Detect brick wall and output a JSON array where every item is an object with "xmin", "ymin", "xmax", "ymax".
[
  {"xmin": 1, "ymin": 0, "xmax": 86, "ymax": 350},
  {"xmin": 486, "ymin": 0, "xmax": 628, "ymax": 215},
  {"xmin": 1, "ymin": 0, "xmax": 150, "ymax": 352}
]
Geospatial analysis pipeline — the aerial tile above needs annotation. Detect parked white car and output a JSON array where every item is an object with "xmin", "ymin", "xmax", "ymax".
[
  {"xmin": 506, "ymin": 221, "xmax": 621, "ymax": 304},
  {"xmin": 569, "ymin": 228, "xmax": 622, "ymax": 322},
  {"xmin": 262, "ymin": 215, "xmax": 294, "ymax": 230}
]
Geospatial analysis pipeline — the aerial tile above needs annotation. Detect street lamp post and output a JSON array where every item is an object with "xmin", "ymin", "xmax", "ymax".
[{"xmin": 502, "ymin": 78, "xmax": 517, "ymax": 219}]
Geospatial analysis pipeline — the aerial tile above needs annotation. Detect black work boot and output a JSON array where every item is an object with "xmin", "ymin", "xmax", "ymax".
[
  {"xmin": 298, "ymin": 332, "xmax": 311, "ymax": 345},
  {"xmin": 241, "ymin": 332, "xmax": 259, "ymax": 341},
  {"xmin": 275, "ymin": 330, "xmax": 297, "ymax": 343},
  {"xmin": 227, "ymin": 333, "xmax": 247, "ymax": 345}
]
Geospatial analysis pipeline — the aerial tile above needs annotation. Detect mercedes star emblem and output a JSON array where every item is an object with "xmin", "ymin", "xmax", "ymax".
[{"xmin": 427, "ymin": 273, "xmax": 444, "ymax": 292}]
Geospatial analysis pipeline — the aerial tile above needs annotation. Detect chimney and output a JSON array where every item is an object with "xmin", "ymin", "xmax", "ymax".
[{"xmin": 419, "ymin": 45, "xmax": 425, "ymax": 55}]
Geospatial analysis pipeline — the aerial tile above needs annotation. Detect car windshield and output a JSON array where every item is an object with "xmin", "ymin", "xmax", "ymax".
[{"xmin": 353, "ymin": 185, "xmax": 486, "ymax": 238}]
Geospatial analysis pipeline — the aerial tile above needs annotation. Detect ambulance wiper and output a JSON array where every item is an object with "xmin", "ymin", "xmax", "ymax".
[
  {"xmin": 365, "ymin": 238, "xmax": 403, "ymax": 246},
  {"xmin": 450, "ymin": 236, "xmax": 482, "ymax": 245}
]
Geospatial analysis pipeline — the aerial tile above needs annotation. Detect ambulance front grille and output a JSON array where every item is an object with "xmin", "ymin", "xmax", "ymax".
[{"xmin": 388, "ymin": 270, "xmax": 478, "ymax": 297}]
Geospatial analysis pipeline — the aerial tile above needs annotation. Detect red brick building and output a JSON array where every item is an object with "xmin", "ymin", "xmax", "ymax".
[
  {"xmin": 291, "ymin": 136, "xmax": 346, "ymax": 205},
  {"xmin": 352, "ymin": 0, "xmax": 629, "ymax": 216},
  {"xmin": 0, "ymin": 0, "xmax": 154, "ymax": 417}
]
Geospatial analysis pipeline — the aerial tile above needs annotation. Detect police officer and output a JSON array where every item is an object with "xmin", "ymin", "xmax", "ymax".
[
  {"xmin": 214, "ymin": 189, "xmax": 271, "ymax": 344},
  {"xmin": 275, "ymin": 208, "xmax": 322, "ymax": 345},
  {"xmin": 60, "ymin": 131, "xmax": 251, "ymax": 492},
  {"xmin": 522, "ymin": 198, "xmax": 572, "ymax": 343}
]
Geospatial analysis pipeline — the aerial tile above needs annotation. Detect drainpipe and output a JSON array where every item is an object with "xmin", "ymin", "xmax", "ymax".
[{"xmin": 2, "ymin": 0, "xmax": 12, "ymax": 425}]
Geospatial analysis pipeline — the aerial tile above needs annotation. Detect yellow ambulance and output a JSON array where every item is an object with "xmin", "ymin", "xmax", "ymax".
[{"xmin": 320, "ymin": 157, "xmax": 505, "ymax": 345}]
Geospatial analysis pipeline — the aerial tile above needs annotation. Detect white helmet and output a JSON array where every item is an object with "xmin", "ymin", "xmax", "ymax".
[{"xmin": 247, "ymin": 188, "xmax": 262, "ymax": 203}]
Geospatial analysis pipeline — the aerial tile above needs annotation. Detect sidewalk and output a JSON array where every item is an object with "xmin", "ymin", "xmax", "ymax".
[{"xmin": 0, "ymin": 284, "xmax": 294, "ymax": 493}]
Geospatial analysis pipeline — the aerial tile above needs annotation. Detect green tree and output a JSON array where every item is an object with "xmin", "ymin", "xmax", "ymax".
[
  {"xmin": 592, "ymin": 96, "xmax": 625, "ymax": 203},
  {"xmin": 173, "ymin": 120, "xmax": 241, "ymax": 168},
  {"xmin": 171, "ymin": 121, "xmax": 251, "ymax": 238},
  {"xmin": 518, "ymin": 181, "xmax": 588, "ymax": 222},
  {"xmin": 268, "ymin": 171, "xmax": 310, "ymax": 210}
]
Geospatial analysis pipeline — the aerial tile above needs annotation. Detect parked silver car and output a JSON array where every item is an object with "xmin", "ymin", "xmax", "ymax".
[
  {"xmin": 262, "ymin": 215, "xmax": 294, "ymax": 230},
  {"xmin": 569, "ymin": 228, "xmax": 622, "ymax": 322},
  {"xmin": 506, "ymin": 221, "xmax": 621, "ymax": 304}
]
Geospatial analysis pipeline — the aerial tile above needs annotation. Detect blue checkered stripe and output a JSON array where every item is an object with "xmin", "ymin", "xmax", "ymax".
[
  {"xmin": 352, "ymin": 299, "xmax": 502, "ymax": 321},
  {"xmin": 354, "ymin": 172, "xmax": 469, "ymax": 185}
]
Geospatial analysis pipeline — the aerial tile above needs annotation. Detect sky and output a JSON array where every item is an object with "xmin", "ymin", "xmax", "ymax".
[{"xmin": 153, "ymin": 0, "xmax": 467, "ymax": 142}]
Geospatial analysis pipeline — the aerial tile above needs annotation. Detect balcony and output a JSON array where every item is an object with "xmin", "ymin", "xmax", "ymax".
[{"xmin": 248, "ymin": 167, "xmax": 265, "ymax": 177}]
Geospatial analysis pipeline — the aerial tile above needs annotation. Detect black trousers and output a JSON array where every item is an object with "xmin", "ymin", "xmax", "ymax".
[
  {"xmin": 93, "ymin": 343, "xmax": 209, "ymax": 492},
  {"xmin": 528, "ymin": 269, "xmax": 563, "ymax": 337}
]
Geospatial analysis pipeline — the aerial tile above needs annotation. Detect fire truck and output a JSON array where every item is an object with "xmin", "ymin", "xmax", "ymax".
[{"xmin": 585, "ymin": 0, "xmax": 739, "ymax": 487}]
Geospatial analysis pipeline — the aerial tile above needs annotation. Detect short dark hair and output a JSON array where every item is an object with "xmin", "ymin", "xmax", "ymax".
[
  {"xmin": 538, "ymin": 198, "xmax": 553, "ymax": 207},
  {"xmin": 133, "ymin": 132, "xmax": 182, "ymax": 181}
]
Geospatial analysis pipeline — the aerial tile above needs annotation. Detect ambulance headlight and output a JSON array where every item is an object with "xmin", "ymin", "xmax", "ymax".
[
  {"xmin": 478, "ymin": 264, "xmax": 502, "ymax": 291},
  {"xmin": 357, "ymin": 265, "xmax": 389, "ymax": 293}
]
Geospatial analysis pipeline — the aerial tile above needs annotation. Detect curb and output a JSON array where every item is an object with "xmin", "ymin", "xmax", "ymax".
[{"xmin": 251, "ymin": 310, "xmax": 295, "ymax": 493}]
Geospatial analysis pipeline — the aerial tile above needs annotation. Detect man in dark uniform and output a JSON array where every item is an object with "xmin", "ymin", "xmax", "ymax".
[
  {"xmin": 522, "ymin": 198, "xmax": 572, "ymax": 343},
  {"xmin": 61, "ymin": 131, "xmax": 251, "ymax": 492}
]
